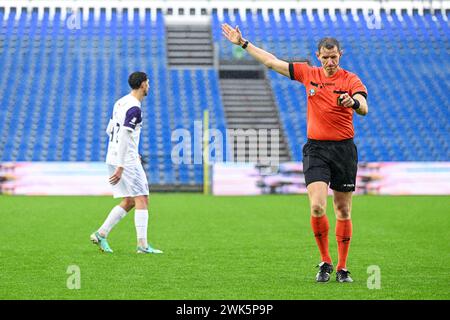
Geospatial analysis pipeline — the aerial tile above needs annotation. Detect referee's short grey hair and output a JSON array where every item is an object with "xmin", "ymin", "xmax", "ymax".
[{"xmin": 317, "ymin": 37, "xmax": 341, "ymax": 52}]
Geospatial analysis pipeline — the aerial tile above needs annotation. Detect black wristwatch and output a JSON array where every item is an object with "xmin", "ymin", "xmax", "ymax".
[
  {"xmin": 241, "ymin": 40, "xmax": 249, "ymax": 49},
  {"xmin": 351, "ymin": 99, "xmax": 361, "ymax": 110}
]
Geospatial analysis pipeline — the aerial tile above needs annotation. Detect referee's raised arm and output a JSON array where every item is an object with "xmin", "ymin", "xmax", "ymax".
[{"xmin": 222, "ymin": 23, "xmax": 290, "ymax": 78}]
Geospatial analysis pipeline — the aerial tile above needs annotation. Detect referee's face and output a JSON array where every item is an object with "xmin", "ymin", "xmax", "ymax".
[{"xmin": 317, "ymin": 46, "xmax": 342, "ymax": 76}]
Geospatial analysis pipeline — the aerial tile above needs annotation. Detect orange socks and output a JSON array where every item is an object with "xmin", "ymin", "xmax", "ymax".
[
  {"xmin": 310, "ymin": 215, "xmax": 332, "ymax": 264},
  {"xmin": 311, "ymin": 216, "xmax": 353, "ymax": 269},
  {"xmin": 336, "ymin": 219, "xmax": 352, "ymax": 271}
]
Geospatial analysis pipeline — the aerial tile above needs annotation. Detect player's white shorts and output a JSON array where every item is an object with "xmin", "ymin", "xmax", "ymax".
[{"xmin": 107, "ymin": 164, "xmax": 149, "ymax": 198}]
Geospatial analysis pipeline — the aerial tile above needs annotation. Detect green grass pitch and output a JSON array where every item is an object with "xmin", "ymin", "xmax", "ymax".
[{"xmin": 0, "ymin": 194, "xmax": 449, "ymax": 300}]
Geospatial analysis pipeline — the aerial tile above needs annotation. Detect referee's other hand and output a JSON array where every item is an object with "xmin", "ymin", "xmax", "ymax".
[
  {"xmin": 109, "ymin": 167, "xmax": 124, "ymax": 185},
  {"xmin": 339, "ymin": 93, "xmax": 355, "ymax": 108}
]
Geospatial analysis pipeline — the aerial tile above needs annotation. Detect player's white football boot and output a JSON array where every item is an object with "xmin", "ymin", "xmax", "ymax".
[
  {"xmin": 137, "ymin": 245, "xmax": 163, "ymax": 254},
  {"xmin": 90, "ymin": 232, "xmax": 113, "ymax": 253}
]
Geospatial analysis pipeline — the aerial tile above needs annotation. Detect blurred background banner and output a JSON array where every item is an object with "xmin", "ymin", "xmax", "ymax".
[
  {"xmin": 2, "ymin": 161, "xmax": 449, "ymax": 196},
  {"xmin": 212, "ymin": 162, "xmax": 450, "ymax": 195},
  {"xmin": 0, "ymin": 162, "xmax": 111, "ymax": 195},
  {"xmin": 3, "ymin": 161, "xmax": 447, "ymax": 196}
]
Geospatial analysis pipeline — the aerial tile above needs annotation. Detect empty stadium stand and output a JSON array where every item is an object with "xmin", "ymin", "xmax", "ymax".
[
  {"xmin": 219, "ymin": 63, "xmax": 291, "ymax": 164},
  {"xmin": 166, "ymin": 22, "xmax": 214, "ymax": 67},
  {"xmin": 0, "ymin": 6, "xmax": 448, "ymax": 189}
]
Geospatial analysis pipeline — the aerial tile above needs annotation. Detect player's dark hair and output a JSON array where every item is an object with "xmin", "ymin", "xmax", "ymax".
[
  {"xmin": 317, "ymin": 37, "xmax": 341, "ymax": 52},
  {"xmin": 128, "ymin": 72, "xmax": 148, "ymax": 90}
]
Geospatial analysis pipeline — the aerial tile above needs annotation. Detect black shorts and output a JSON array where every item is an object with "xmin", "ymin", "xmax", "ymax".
[{"xmin": 302, "ymin": 138, "xmax": 358, "ymax": 192}]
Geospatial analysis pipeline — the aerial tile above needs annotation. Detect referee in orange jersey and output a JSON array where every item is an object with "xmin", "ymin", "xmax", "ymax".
[{"xmin": 222, "ymin": 24, "xmax": 368, "ymax": 283}]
